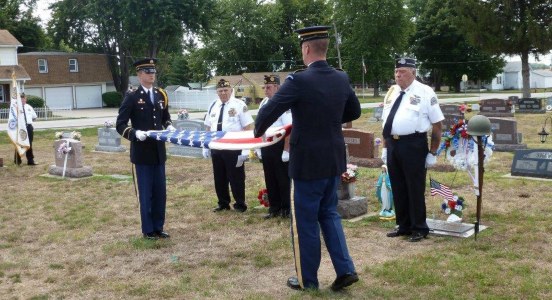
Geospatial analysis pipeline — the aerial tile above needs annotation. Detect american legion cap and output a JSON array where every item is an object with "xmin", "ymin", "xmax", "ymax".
[
  {"xmin": 134, "ymin": 58, "xmax": 157, "ymax": 74},
  {"xmin": 263, "ymin": 74, "xmax": 280, "ymax": 85},
  {"xmin": 295, "ymin": 25, "xmax": 332, "ymax": 45},
  {"xmin": 217, "ymin": 78, "xmax": 231, "ymax": 89},
  {"xmin": 395, "ymin": 57, "xmax": 416, "ymax": 69}
]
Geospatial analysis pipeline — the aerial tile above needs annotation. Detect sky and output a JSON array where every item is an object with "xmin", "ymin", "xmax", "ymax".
[{"xmin": 32, "ymin": 0, "xmax": 551, "ymax": 65}]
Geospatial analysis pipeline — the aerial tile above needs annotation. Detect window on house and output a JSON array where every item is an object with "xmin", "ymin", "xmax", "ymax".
[
  {"xmin": 69, "ymin": 59, "xmax": 79, "ymax": 72},
  {"xmin": 38, "ymin": 59, "xmax": 48, "ymax": 73},
  {"xmin": 497, "ymin": 76, "xmax": 502, "ymax": 84},
  {"xmin": 0, "ymin": 86, "xmax": 4, "ymax": 102}
]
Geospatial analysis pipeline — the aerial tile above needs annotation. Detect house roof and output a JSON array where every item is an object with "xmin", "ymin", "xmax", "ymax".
[
  {"xmin": 532, "ymin": 69, "xmax": 552, "ymax": 77},
  {"xmin": 242, "ymin": 72, "xmax": 293, "ymax": 86},
  {"xmin": 503, "ymin": 61, "xmax": 535, "ymax": 73},
  {"xmin": 18, "ymin": 52, "xmax": 113, "ymax": 85},
  {"xmin": 164, "ymin": 85, "xmax": 183, "ymax": 92},
  {"xmin": 0, "ymin": 30, "xmax": 22, "ymax": 46},
  {"xmin": 0, "ymin": 65, "xmax": 31, "ymax": 81}
]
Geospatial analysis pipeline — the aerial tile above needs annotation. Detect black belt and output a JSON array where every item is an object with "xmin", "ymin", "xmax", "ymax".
[{"xmin": 387, "ymin": 132, "xmax": 427, "ymax": 140}]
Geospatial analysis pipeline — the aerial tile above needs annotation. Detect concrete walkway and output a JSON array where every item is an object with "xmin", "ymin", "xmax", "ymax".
[{"xmin": 3, "ymin": 91, "xmax": 551, "ymax": 131}]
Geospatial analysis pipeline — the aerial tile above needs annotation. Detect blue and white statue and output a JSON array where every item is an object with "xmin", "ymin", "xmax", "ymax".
[{"xmin": 376, "ymin": 165, "xmax": 395, "ymax": 220}]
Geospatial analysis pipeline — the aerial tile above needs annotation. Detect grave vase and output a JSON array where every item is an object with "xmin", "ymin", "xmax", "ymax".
[{"xmin": 337, "ymin": 182, "xmax": 356, "ymax": 200}]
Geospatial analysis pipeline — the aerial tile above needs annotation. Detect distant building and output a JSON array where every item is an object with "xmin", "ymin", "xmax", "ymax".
[
  {"xmin": 0, "ymin": 30, "xmax": 31, "ymax": 104},
  {"xmin": 484, "ymin": 61, "xmax": 552, "ymax": 90}
]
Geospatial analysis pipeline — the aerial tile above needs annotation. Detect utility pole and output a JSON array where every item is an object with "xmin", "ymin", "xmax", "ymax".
[{"xmin": 333, "ymin": 22, "xmax": 342, "ymax": 69}]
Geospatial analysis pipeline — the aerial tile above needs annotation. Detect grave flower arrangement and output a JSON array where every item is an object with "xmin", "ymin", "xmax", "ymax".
[
  {"xmin": 104, "ymin": 120, "xmax": 114, "ymax": 128},
  {"xmin": 177, "ymin": 109, "xmax": 189, "ymax": 120},
  {"xmin": 441, "ymin": 194, "xmax": 466, "ymax": 221},
  {"xmin": 436, "ymin": 118, "xmax": 494, "ymax": 171},
  {"xmin": 55, "ymin": 131, "xmax": 63, "ymax": 140},
  {"xmin": 57, "ymin": 141, "xmax": 72, "ymax": 155},
  {"xmin": 257, "ymin": 188, "xmax": 269, "ymax": 207},
  {"xmin": 71, "ymin": 131, "xmax": 82, "ymax": 141},
  {"xmin": 341, "ymin": 164, "xmax": 359, "ymax": 183}
]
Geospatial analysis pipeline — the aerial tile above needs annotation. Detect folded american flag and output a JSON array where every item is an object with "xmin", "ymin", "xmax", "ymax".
[
  {"xmin": 430, "ymin": 178, "xmax": 454, "ymax": 201},
  {"xmin": 146, "ymin": 124, "xmax": 291, "ymax": 150}
]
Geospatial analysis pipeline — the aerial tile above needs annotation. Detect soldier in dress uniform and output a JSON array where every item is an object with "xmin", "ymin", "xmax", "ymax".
[
  {"xmin": 380, "ymin": 57, "xmax": 444, "ymax": 242},
  {"xmin": 116, "ymin": 58, "xmax": 176, "ymax": 240},
  {"xmin": 256, "ymin": 74, "xmax": 292, "ymax": 219},
  {"xmin": 254, "ymin": 26, "xmax": 360, "ymax": 291},
  {"xmin": 204, "ymin": 78, "xmax": 254, "ymax": 213}
]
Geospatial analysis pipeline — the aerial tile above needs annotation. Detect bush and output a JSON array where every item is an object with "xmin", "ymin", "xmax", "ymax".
[
  {"xmin": 103, "ymin": 91, "xmax": 123, "ymax": 107},
  {"xmin": 26, "ymin": 95, "xmax": 45, "ymax": 108},
  {"xmin": 0, "ymin": 103, "xmax": 9, "ymax": 109}
]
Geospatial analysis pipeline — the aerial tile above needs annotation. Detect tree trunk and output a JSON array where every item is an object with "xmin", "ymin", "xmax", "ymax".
[
  {"xmin": 433, "ymin": 69, "xmax": 442, "ymax": 92},
  {"xmin": 521, "ymin": 51, "xmax": 531, "ymax": 98},
  {"xmin": 373, "ymin": 79, "xmax": 380, "ymax": 97},
  {"xmin": 454, "ymin": 81, "xmax": 462, "ymax": 93}
]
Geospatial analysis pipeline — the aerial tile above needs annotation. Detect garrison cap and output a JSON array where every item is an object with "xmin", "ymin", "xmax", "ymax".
[
  {"xmin": 263, "ymin": 74, "xmax": 280, "ymax": 85},
  {"xmin": 395, "ymin": 57, "xmax": 416, "ymax": 69},
  {"xmin": 295, "ymin": 25, "xmax": 332, "ymax": 45},
  {"xmin": 134, "ymin": 58, "xmax": 157, "ymax": 73},
  {"xmin": 217, "ymin": 78, "xmax": 231, "ymax": 89}
]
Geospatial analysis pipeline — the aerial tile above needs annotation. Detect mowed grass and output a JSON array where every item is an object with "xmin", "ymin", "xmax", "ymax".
[{"xmin": 1, "ymin": 110, "xmax": 552, "ymax": 299}]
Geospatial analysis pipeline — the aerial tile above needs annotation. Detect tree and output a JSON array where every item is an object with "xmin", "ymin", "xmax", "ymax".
[
  {"xmin": 333, "ymin": 0, "xmax": 414, "ymax": 96},
  {"xmin": 0, "ymin": 0, "xmax": 49, "ymax": 52},
  {"xmin": 47, "ymin": 0, "xmax": 215, "ymax": 92},
  {"xmin": 455, "ymin": 0, "xmax": 552, "ymax": 97},
  {"xmin": 411, "ymin": 0, "xmax": 504, "ymax": 92}
]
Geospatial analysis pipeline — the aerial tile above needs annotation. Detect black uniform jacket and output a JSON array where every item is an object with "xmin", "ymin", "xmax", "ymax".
[
  {"xmin": 254, "ymin": 60, "xmax": 361, "ymax": 180},
  {"xmin": 116, "ymin": 86, "xmax": 172, "ymax": 165}
]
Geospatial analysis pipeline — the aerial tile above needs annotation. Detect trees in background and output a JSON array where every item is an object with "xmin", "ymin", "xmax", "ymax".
[
  {"xmin": 455, "ymin": 0, "xmax": 552, "ymax": 97},
  {"xmin": 411, "ymin": 0, "xmax": 504, "ymax": 92},
  {"xmin": 0, "ymin": 0, "xmax": 49, "ymax": 53}
]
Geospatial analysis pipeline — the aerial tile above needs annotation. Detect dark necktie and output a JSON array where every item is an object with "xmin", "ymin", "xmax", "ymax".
[
  {"xmin": 382, "ymin": 91, "xmax": 405, "ymax": 139},
  {"xmin": 216, "ymin": 103, "xmax": 225, "ymax": 131},
  {"xmin": 147, "ymin": 90, "xmax": 153, "ymax": 104}
]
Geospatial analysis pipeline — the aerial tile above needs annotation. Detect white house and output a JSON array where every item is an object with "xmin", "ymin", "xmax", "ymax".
[
  {"xmin": 0, "ymin": 30, "xmax": 31, "ymax": 104},
  {"xmin": 531, "ymin": 69, "xmax": 552, "ymax": 88},
  {"xmin": 486, "ymin": 61, "xmax": 552, "ymax": 90}
]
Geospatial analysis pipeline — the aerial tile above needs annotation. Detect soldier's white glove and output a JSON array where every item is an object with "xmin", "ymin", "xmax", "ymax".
[
  {"xmin": 166, "ymin": 125, "xmax": 176, "ymax": 132},
  {"xmin": 255, "ymin": 148, "xmax": 262, "ymax": 160},
  {"xmin": 135, "ymin": 130, "xmax": 147, "ymax": 141},
  {"xmin": 202, "ymin": 148, "xmax": 211, "ymax": 159},
  {"xmin": 425, "ymin": 153, "xmax": 437, "ymax": 168},
  {"xmin": 281, "ymin": 150, "xmax": 289, "ymax": 162},
  {"xmin": 381, "ymin": 148, "xmax": 387, "ymax": 165},
  {"xmin": 236, "ymin": 149, "xmax": 249, "ymax": 167}
]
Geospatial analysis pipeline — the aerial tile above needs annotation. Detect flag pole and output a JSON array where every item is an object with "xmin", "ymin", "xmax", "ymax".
[{"xmin": 474, "ymin": 135, "xmax": 484, "ymax": 240}]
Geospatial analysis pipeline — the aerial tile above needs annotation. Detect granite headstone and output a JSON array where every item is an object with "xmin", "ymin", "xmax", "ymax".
[
  {"xmin": 511, "ymin": 149, "xmax": 552, "ymax": 179},
  {"xmin": 479, "ymin": 99, "xmax": 513, "ymax": 117},
  {"xmin": 517, "ymin": 98, "xmax": 545, "ymax": 114},
  {"xmin": 95, "ymin": 128, "xmax": 126, "ymax": 152},
  {"xmin": 342, "ymin": 129, "xmax": 382, "ymax": 167},
  {"xmin": 48, "ymin": 139, "xmax": 93, "ymax": 178},
  {"xmin": 488, "ymin": 117, "xmax": 527, "ymax": 151}
]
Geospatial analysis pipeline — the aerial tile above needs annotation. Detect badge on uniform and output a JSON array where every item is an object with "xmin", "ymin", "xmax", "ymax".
[
  {"xmin": 430, "ymin": 97, "xmax": 438, "ymax": 106},
  {"xmin": 242, "ymin": 106, "xmax": 248, "ymax": 113},
  {"xmin": 138, "ymin": 99, "xmax": 145, "ymax": 104},
  {"xmin": 159, "ymin": 100, "xmax": 164, "ymax": 110},
  {"xmin": 410, "ymin": 95, "xmax": 421, "ymax": 105},
  {"xmin": 228, "ymin": 108, "xmax": 237, "ymax": 117}
]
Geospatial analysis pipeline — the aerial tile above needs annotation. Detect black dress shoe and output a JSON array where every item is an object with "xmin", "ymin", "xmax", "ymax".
[
  {"xmin": 156, "ymin": 231, "xmax": 170, "ymax": 238},
  {"xmin": 286, "ymin": 277, "xmax": 303, "ymax": 290},
  {"xmin": 330, "ymin": 272, "xmax": 359, "ymax": 291},
  {"xmin": 386, "ymin": 229, "xmax": 411, "ymax": 238},
  {"xmin": 212, "ymin": 205, "xmax": 231, "ymax": 212},
  {"xmin": 233, "ymin": 205, "xmax": 247, "ymax": 213},
  {"xmin": 27, "ymin": 161, "xmax": 38, "ymax": 166},
  {"xmin": 263, "ymin": 211, "xmax": 280, "ymax": 219},
  {"xmin": 408, "ymin": 232, "xmax": 428, "ymax": 242},
  {"xmin": 143, "ymin": 233, "xmax": 159, "ymax": 240}
]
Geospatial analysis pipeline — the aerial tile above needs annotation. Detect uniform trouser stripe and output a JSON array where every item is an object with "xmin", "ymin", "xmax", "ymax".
[
  {"xmin": 131, "ymin": 164, "xmax": 139, "ymax": 207},
  {"xmin": 290, "ymin": 180, "xmax": 303, "ymax": 288}
]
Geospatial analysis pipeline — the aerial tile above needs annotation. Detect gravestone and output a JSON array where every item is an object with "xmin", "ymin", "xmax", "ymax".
[
  {"xmin": 337, "ymin": 146, "xmax": 368, "ymax": 219},
  {"xmin": 471, "ymin": 103, "xmax": 480, "ymax": 111},
  {"xmin": 426, "ymin": 218, "xmax": 487, "ymax": 238},
  {"xmin": 508, "ymin": 96, "xmax": 519, "ymax": 108},
  {"xmin": 488, "ymin": 117, "xmax": 527, "ymax": 151},
  {"xmin": 167, "ymin": 119, "xmax": 204, "ymax": 158},
  {"xmin": 342, "ymin": 129, "xmax": 382, "ymax": 167},
  {"xmin": 368, "ymin": 107, "xmax": 383, "ymax": 123},
  {"xmin": 440, "ymin": 104, "xmax": 464, "ymax": 116},
  {"xmin": 95, "ymin": 128, "xmax": 126, "ymax": 152},
  {"xmin": 442, "ymin": 114, "xmax": 464, "ymax": 131},
  {"xmin": 511, "ymin": 149, "xmax": 552, "ymax": 179},
  {"xmin": 479, "ymin": 99, "xmax": 513, "ymax": 117},
  {"xmin": 48, "ymin": 139, "xmax": 93, "ymax": 178},
  {"xmin": 517, "ymin": 98, "xmax": 545, "ymax": 114}
]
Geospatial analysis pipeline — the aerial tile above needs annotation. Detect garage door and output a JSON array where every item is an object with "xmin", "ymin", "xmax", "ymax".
[
  {"xmin": 24, "ymin": 88, "xmax": 43, "ymax": 99},
  {"xmin": 76, "ymin": 85, "xmax": 103, "ymax": 108},
  {"xmin": 45, "ymin": 87, "xmax": 73, "ymax": 109}
]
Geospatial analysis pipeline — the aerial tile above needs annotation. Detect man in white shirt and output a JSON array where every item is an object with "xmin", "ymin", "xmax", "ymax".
[
  {"xmin": 15, "ymin": 93, "xmax": 38, "ymax": 165},
  {"xmin": 204, "ymin": 79, "xmax": 254, "ymax": 213},
  {"xmin": 381, "ymin": 57, "xmax": 444, "ymax": 242}
]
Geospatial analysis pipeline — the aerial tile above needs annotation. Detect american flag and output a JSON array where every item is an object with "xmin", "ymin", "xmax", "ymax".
[{"xmin": 430, "ymin": 178, "xmax": 454, "ymax": 201}]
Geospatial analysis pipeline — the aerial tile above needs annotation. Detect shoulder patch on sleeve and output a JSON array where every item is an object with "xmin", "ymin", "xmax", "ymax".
[
  {"xmin": 430, "ymin": 97, "xmax": 438, "ymax": 106},
  {"xmin": 243, "ymin": 105, "xmax": 248, "ymax": 113},
  {"xmin": 293, "ymin": 68, "xmax": 305, "ymax": 74}
]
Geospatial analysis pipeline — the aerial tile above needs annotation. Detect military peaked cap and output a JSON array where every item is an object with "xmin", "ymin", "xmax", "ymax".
[
  {"xmin": 263, "ymin": 74, "xmax": 280, "ymax": 85},
  {"xmin": 295, "ymin": 25, "xmax": 332, "ymax": 44},
  {"xmin": 134, "ymin": 58, "xmax": 157, "ymax": 73},
  {"xmin": 217, "ymin": 78, "xmax": 231, "ymax": 89},
  {"xmin": 395, "ymin": 57, "xmax": 416, "ymax": 69}
]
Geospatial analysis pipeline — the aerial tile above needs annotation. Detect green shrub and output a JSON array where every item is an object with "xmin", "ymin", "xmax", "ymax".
[
  {"xmin": 103, "ymin": 91, "xmax": 123, "ymax": 107},
  {"xmin": 0, "ymin": 103, "xmax": 9, "ymax": 109},
  {"xmin": 26, "ymin": 95, "xmax": 45, "ymax": 108}
]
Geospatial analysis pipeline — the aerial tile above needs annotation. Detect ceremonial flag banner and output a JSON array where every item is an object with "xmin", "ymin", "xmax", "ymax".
[
  {"xmin": 6, "ymin": 72, "xmax": 30, "ymax": 156},
  {"xmin": 146, "ymin": 124, "xmax": 292, "ymax": 150},
  {"xmin": 430, "ymin": 178, "xmax": 453, "ymax": 201}
]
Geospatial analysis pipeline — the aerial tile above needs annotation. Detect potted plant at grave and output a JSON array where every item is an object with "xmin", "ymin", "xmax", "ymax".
[{"xmin": 338, "ymin": 164, "xmax": 359, "ymax": 199}]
